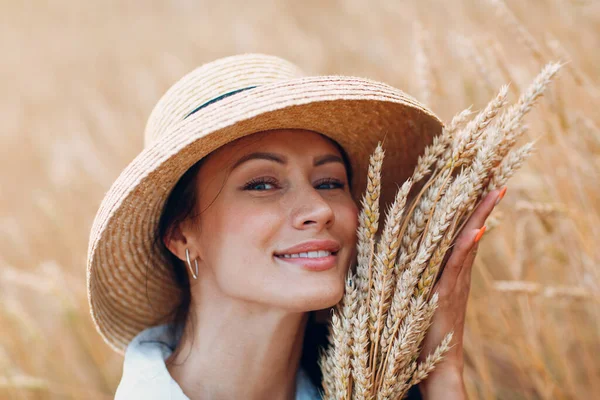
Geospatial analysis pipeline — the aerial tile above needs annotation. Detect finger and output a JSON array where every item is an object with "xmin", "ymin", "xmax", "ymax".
[
  {"xmin": 434, "ymin": 227, "xmax": 481, "ymax": 292},
  {"xmin": 432, "ymin": 187, "xmax": 506, "ymax": 294},
  {"xmin": 462, "ymin": 187, "xmax": 505, "ymax": 233},
  {"xmin": 446, "ymin": 188, "xmax": 503, "ymax": 281},
  {"xmin": 458, "ymin": 240, "xmax": 479, "ymax": 284}
]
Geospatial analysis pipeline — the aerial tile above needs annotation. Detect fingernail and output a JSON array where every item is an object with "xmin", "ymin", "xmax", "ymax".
[
  {"xmin": 474, "ymin": 226, "xmax": 487, "ymax": 243},
  {"xmin": 495, "ymin": 186, "xmax": 507, "ymax": 206}
]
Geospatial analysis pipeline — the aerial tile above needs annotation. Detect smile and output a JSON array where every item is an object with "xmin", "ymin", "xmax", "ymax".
[
  {"xmin": 274, "ymin": 251, "xmax": 339, "ymax": 272},
  {"xmin": 276, "ymin": 250, "xmax": 334, "ymax": 259}
]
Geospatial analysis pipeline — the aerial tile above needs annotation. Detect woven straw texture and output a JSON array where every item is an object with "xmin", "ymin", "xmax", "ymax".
[{"xmin": 86, "ymin": 53, "xmax": 443, "ymax": 353}]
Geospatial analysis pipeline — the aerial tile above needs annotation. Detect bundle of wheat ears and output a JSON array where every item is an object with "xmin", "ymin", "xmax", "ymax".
[{"xmin": 318, "ymin": 62, "xmax": 562, "ymax": 400}]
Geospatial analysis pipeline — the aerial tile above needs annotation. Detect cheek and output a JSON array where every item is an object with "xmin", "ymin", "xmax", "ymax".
[
  {"xmin": 338, "ymin": 199, "xmax": 359, "ymax": 241},
  {"xmin": 225, "ymin": 203, "xmax": 282, "ymax": 250},
  {"xmin": 199, "ymin": 201, "xmax": 282, "ymax": 278},
  {"xmin": 197, "ymin": 204, "xmax": 285, "ymax": 303},
  {"xmin": 339, "ymin": 199, "xmax": 359, "ymax": 266}
]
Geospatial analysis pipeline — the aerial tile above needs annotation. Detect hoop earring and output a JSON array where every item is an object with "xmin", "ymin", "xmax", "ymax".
[{"xmin": 185, "ymin": 248, "xmax": 199, "ymax": 280}]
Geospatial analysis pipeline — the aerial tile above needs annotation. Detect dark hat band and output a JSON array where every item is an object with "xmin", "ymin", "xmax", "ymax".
[{"xmin": 184, "ymin": 86, "xmax": 258, "ymax": 119}]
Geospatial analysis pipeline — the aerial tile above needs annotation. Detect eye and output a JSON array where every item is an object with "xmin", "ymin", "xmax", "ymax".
[
  {"xmin": 315, "ymin": 178, "xmax": 345, "ymax": 190},
  {"xmin": 243, "ymin": 177, "xmax": 279, "ymax": 191}
]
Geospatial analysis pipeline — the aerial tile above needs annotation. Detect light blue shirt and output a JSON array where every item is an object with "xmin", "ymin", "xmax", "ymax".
[{"xmin": 115, "ymin": 324, "xmax": 322, "ymax": 399}]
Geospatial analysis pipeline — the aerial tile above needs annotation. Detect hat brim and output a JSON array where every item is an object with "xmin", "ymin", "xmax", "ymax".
[{"xmin": 87, "ymin": 75, "xmax": 443, "ymax": 353}]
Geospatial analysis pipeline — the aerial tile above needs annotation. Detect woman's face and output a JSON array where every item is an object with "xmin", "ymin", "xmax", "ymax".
[{"xmin": 185, "ymin": 129, "xmax": 358, "ymax": 312}]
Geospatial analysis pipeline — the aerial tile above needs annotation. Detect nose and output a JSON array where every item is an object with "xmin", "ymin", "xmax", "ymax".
[{"xmin": 290, "ymin": 186, "xmax": 335, "ymax": 231}]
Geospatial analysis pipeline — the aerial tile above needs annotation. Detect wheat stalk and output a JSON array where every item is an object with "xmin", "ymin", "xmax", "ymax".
[
  {"xmin": 413, "ymin": 20, "xmax": 433, "ymax": 106},
  {"xmin": 493, "ymin": 281, "xmax": 595, "ymax": 301},
  {"xmin": 487, "ymin": 0, "xmax": 545, "ymax": 62},
  {"xmin": 319, "ymin": 62, "xmax": 561, "ymax": 399},
  {"xmin": 515, "ymin": 200, "xmax": 571, "ymax": 216}
]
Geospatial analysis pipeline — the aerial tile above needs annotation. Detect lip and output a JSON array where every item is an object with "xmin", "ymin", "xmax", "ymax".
[
  {"xmin": 275, "ymin": 253, "xmax": 338, "ymax": 271},
  {"xmin": 274, "ymin": 239, "xmax": 341, "ymax": 256},
  {"xmin": 274, "ymin": 239, "xmax": 341, "ymax": 272}
]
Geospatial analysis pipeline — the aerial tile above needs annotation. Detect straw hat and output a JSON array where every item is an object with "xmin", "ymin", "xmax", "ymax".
[{"xmin": 87, "ymin": 53, "xmax": 443, "ymax": 353}]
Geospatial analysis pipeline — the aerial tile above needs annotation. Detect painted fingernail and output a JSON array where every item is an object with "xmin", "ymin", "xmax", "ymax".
[
  {"xmin": 474, "ymin": 226, "xmax": 487, "ymax": 243},
  {"xmin": 495, "ymin": 186, "xmax": 507, "ymax": 206}
]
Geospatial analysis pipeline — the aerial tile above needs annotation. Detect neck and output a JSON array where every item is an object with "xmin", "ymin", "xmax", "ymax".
[{"xmin": 166, "ymin": 284, "xmax": 310, "ymax": 400}]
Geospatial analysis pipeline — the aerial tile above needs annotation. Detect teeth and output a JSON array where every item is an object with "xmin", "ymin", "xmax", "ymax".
[{"xmin": 281, "ymin": 250, "xmax": 332, "ymax": 258}]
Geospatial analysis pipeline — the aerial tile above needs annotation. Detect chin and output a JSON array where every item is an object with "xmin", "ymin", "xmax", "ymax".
[
  {"xmin": 294, "ymin": 277, "xmax": 345, "ymax": 311},
  {"xmin": 274, "ymin": 260, "xmax": 349, "ymax": 310}
]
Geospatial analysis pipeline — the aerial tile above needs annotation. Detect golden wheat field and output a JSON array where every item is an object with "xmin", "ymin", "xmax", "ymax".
[{"xmin": 1, "ymin": 0, "xmax": 598, "ymax": 399}]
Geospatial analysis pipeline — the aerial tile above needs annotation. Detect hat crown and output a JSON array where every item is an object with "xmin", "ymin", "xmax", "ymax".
[{"xmin": 144, "ymin": 54, "xmax": 305, "ymax": 147}]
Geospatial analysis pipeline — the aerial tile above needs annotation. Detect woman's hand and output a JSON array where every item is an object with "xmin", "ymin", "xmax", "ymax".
[{"xmin": 418, "ymin": 187, "xmax": 507, "ymax": 399}]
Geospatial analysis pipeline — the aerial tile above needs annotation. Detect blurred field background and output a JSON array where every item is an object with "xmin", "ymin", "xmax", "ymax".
[{"xmin": 1, "ymin": 0, "xmax": 598, "ymax": 398}]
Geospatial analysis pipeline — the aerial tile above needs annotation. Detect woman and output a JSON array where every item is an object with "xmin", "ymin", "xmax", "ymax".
[{"xmin": 87, "ymin": 54, "xmax": 504, "ymax": 399}]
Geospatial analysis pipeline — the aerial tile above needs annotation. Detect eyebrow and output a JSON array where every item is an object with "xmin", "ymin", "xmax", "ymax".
[{"xmin": 230, "ymin": 152, "xmax": 345, "ymax": 171}]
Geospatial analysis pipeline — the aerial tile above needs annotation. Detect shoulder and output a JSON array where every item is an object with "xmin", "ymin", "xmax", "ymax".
[{"xmin": 114, "ymin": 324, "xmax": 189, "ymax": 399}]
